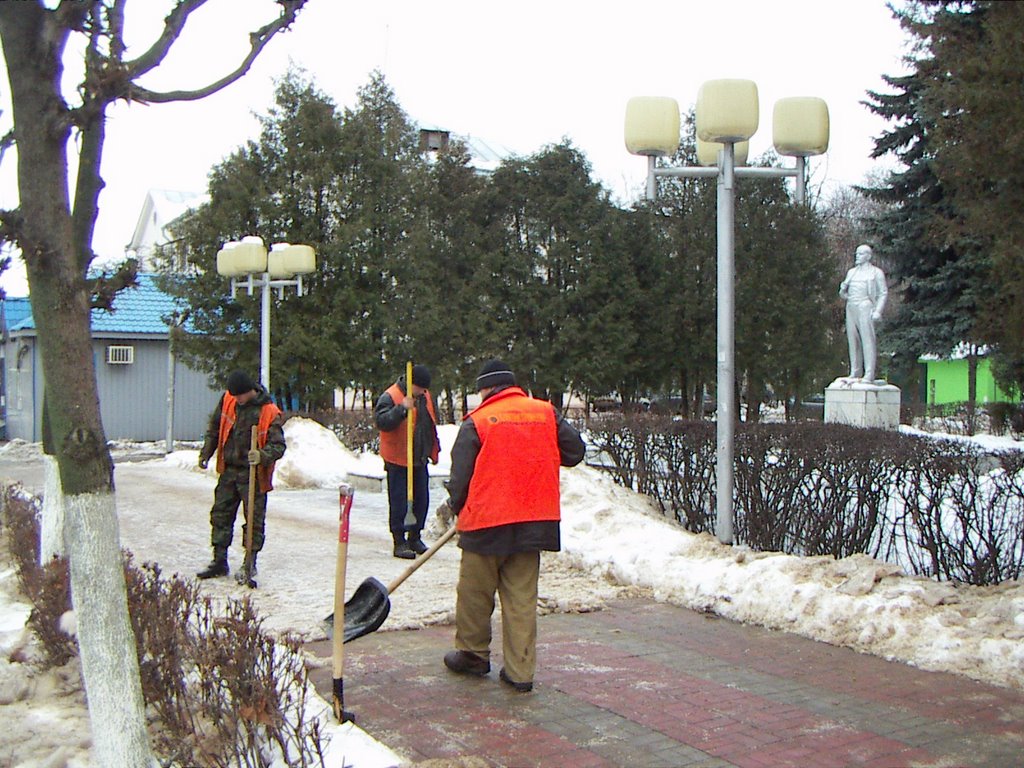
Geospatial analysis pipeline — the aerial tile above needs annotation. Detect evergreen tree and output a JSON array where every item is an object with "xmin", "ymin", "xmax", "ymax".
[
  {"xmin": 656, "ymin": 117, "xmax": 723, "ymax": 417},
  {"xmin": 862, "ymin": 54, "xmax": 984, "ymax": 396},
  {"xmin": 609, "ymin": 205, "xmax": 678, "ymax": 405},
  {"xmin": 411, "ymin": 139, "xmax": 492, "ymax": 418},
  {"xmin": 734, "ymin": 171, "xmax": 833, "ymax": 419},
  {"xmin": 164, "ymin": 68, "xmax": 347, "ymax": 408},
  {"xmin": 921, "ymin": 0, "xmax": 1024, "ymax": 393},
  {"xmin": 483, "ymin": 142, "xmax": 614, "ymax": 405},
  {"xmin": 334, "ymin": 71, "xmax": 430, "ymax": 393}
]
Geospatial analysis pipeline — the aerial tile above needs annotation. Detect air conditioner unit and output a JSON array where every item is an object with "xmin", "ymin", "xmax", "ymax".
[{"xmin": 106, "ymin": 345, "xmax": 134, "ymax": 365}]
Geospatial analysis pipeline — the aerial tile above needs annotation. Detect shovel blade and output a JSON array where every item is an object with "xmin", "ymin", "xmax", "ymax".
[{"xmin": 324, "ymin": 577, "xmax": 391, "ymax": 643}]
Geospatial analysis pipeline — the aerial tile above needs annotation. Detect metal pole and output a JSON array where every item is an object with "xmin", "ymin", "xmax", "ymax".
[
  {"xmin": 260, "ymin": 272, "xmax": 271, "ymax": 390},
  {"xmin": 716, "ymin": 143, "xmax": 736, "ymax": 544},
  {"xmin": 794, "ymin": 156, "xmax": 806, "ymax": 205},
  {"xmin": 647, "ymin": 155, "xmax": 658, "ymax": 200},
  {"xmin": 165, "ymin": 332, "xmax": 175, "ymax": 453}
]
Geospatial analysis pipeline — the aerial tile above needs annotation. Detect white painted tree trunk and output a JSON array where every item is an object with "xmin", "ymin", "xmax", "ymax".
[
  {"xmin": 39, "ymin": 454, "xmax": 65, "ymax": 563},
  {"xmin": 63, "ymin": 491, "xmax": 156, "ymax": 768}
]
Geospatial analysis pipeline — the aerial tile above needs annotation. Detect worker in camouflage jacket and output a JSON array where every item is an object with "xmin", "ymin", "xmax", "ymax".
[{"xmin": 196, "ymin": 370, "xmax": 287, "ymax": 585}]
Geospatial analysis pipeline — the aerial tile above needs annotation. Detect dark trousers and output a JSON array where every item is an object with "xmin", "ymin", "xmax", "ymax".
[
  {"xmin": 385, "ymin": 463, "xmax": 429, "ymax": 537},
  {"xmin": 209, "ymin": 465, "xmax": 268, "ymax": 552}
]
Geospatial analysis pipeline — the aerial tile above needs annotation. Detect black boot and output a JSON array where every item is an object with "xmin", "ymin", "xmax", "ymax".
[
  {"xmin": 392, "ymin": 533, "xmax": 415, "ymax": 560},
  {"xmin": 197, "ymin": 547, "xmax": 229, "ymax": 579},
  {"xmin": 408, "ymin": 532, "xmax": 428, "ymax": 556}
]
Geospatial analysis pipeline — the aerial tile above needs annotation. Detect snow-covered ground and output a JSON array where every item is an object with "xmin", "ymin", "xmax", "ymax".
[{"xmin": 2, "ymin": 417, "xmax": 1024, "ymax": 767}]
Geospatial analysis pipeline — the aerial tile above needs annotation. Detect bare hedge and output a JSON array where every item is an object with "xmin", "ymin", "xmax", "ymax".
[
  {"xmin": 587, "ymin": 416, "xmax": 1024, "ymax": 585},
  {"xmin": 1, "ymin": 484, "xmax": 327, "ymax": 767}
]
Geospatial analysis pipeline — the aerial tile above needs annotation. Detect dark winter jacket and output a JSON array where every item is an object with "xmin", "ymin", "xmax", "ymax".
[
  {"xmin": 446, "ymin": 384, "xmax": 585, "ymax": 556},
  {"xmin": 200, "ymin": 387, "xmax": 287, "ymax": 476},
  {"xmin": 375, "ymin": 377, "xmax": 441, "ymax": 468}
]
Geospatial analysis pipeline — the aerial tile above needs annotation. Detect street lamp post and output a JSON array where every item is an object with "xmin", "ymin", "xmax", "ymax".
[
  {"xmin": 625, "ymin": 81, "xmax": 829, "ymax": 544},
  {"xmin": 216, "ymin": 236, "xmax": 316, "ymax": 391}
]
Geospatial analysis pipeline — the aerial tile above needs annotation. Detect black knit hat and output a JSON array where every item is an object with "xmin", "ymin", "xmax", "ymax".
[
  {"xmin": 226, "ymin": 370, "xmax": 256, "ymax": 396},
  {"xmin": 411, "ymin": 364, "xmax": 431, "ymax": 388},
  {"xmin": 475, "ymin": 359, "xmax": 516, "ymax": 390}
]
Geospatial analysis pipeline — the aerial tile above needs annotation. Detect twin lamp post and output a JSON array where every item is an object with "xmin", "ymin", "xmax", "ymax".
[
  {"xmin": 216, "ymin": 236, "xmax": 316, "ymax": 391},
  {"xmin": 624, "ymin": 79, "xmax": 830, "ymax": 544}
]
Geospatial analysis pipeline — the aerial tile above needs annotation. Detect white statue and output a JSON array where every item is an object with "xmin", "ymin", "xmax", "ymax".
[{"xmin": 839, "ymin": 244, "xmax": 888, "ymax": 382}]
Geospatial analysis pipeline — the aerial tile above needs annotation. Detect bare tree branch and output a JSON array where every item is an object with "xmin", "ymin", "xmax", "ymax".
[
  {"xmin": 0, "ymin": 130, "xmax": 15, "ymax": 168},
  {"xmin": 88, "ymin": 258, "xmax": 139, "ymax": 310},
  {"xmin": 127, "ymin": 0, "xmax": 308, "ymax": 104},
  {"xmin": 52, "ymin": 0, "xmax": 92, "ymax": 32},
  {"xmin": 122, "ymin": 0, "xmax": 207, "ymax": 81},
  {"xmin": 108, "ymin": 0, "xmax": 128, "ymax": 61},
  {"xmin": 0, "ymin": 208, "xmax": 25, "ymax": 250}
]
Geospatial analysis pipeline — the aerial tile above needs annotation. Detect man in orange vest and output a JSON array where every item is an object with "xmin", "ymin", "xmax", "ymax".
[
  {"xmin": 375, "ymin": 364, "xmax": 441, "ymax": 559},
  {"xmin": 196, "ymin": 370, "xmax": 287, "ymax": 584},
  {"xmin": 439, "ymin": 360, "xmax": 585, "ymax": 692}
]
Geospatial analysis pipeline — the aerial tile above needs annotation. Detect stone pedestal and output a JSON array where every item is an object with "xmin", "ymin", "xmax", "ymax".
[{"xmin": 824, "ymin": 378, "xmax": 901, "ymax": 430}]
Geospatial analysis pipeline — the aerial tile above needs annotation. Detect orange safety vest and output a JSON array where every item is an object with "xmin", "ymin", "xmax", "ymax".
[
  {"xmin": 458, "ymin": 386, "xmax": 561, "ymax": 532},
  {"xmin": 378, "ymin": 382, "xmax": 440, "ymax": 467},
  {"xmin": 215, "ymin": 392, "xmax": 282, "ymax": 492}
]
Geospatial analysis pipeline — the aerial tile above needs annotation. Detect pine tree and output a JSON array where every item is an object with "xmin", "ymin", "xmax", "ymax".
[
  {"xmin": 409, "ymin": 138, "xmax": 491, "ymax": 417},
  {"xmin": 483, "ymin": 142, "xmax": 614, "ymax": 405},
  {"xmin": 862, "ymin": 62, "xmax": 983, "ymax": 392},
  {"xmin": 164, "ymin": 68, "xmax": 347, "ymax": 408},
  {"xmin": 335, "ymin": 71, "xmax": 429, "ymax": 392},
  {"xmin": 923, "ymin": 0, "xmax": 1024, "ymax": 393}
]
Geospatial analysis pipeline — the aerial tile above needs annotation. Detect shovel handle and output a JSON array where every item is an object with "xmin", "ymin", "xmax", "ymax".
[
  {"xmin": 386, "ymin": 523, "xmax": 458, "ymax": 594},
  {"xmin": 406, "ymin": 360, "xmax": 414, "ymax": 498},
  {"xmin": 244, "ymin": 425, "xmax": 258, "ymax": 556}
]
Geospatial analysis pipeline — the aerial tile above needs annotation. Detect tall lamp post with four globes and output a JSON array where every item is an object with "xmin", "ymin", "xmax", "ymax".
[
  {"xmin": 624, "ymin": 79, "xmax": 829, "ymax": 544},
  {"xmin": 216, "ymin": 235, "xmax": 316, "ymax": 392}
]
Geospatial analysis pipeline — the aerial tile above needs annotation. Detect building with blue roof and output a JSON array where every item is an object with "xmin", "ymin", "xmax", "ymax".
[{"xmin": 1, "ymin": 274, "xmax": 219, "ymax": 442}]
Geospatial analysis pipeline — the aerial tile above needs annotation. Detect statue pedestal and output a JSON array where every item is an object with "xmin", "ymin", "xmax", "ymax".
[{"xmin": 824, "ymin": 378, "xmax": 901, "ymax": 430}]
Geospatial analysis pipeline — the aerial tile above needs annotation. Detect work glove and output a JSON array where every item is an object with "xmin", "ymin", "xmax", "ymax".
[
  {"xmin": 435, "ymin": 499, "xmax": 456, "ymax": 528},
  {"xmin": 247, "ymin": 449, "xmax": 261, "ymax": 466},
  {"xmin": 198, "ymin": 456, "xmax": 209, "ymax": 470}
]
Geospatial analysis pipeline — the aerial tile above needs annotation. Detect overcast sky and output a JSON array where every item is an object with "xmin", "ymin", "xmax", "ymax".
[{"xmin": 0, "ymin": 0, "xmax": 911, "ymax": 295}]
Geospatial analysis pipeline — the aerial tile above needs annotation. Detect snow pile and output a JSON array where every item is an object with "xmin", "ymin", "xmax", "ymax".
[
  {"xmin": 558, "ymin": 463, "xmax": 1024, "ymax": 688},
  {"xmin": 272, "ymin": 418, "xmax": 359, "ymax": 488}
]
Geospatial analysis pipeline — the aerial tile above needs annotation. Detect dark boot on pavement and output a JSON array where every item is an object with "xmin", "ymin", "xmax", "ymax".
[
  {"xmin": 444, "ymin": 650, "xmax": 490, "ymax": 677},
  {"xmin": 499, "ymin": 666, "xmax": 533, "ymax": 692},
  {"xmin": 408, "ymin": 532, "xmax": 428, "ymax": 555},
  {"xmin": 196, "ymin": 547, "xmax": 229, "ymax": 579},
  {"xmin": 392, "ymin": 533, "xmax": 415, "ymax": 560}
]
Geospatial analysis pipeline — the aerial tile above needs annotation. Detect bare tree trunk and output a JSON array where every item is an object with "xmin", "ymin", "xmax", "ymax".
[
  {"xmin": 40, "ymin": 454, "xmax": 65, "ymax": 563},
  {"xmin": 1, "ymin": 6, "xmax": 307, "ymax": 758},
  {"xmin": 0, "ymin": 8, "xmax": 155, "ymax": 764}
]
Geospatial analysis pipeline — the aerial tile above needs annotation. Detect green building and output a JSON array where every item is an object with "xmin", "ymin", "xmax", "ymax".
[{"xmin": 919, "ymin": 356, "xmax": 1020, "ymax": 406}]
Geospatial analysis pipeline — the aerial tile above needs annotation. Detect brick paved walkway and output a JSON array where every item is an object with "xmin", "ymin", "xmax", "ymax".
[{"xmin": 306, "ymin": 598, "xmax": 1024, "ymax": 767}]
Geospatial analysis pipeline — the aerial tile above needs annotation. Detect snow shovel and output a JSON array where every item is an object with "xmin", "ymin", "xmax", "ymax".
[
  {"xmin": 331, "ymin": 484, "xmax": 355, "ymax": 723},
  {"xmin": 403, "ymin": 360, "xmax": 416, "ymax": 528},
  {"xmin": 236, "ymin": 425, "xmax": 259, "ymax": 589},
  {"xmin": 323, "ymin": 522, "xmax": 458, "ymax": 642}
]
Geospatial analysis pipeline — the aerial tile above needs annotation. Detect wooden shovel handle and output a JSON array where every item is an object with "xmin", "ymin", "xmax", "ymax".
[
  {"xmin": 244, "ymin": 425, "xmax": 258, "ymax": 555},
  {"xmin": 406, "ymin": 360, "xmax": 414, "ymax": 506},
  {"xmin": 386, "ymin": 524, "xmax": 458, "ymax": 594}
]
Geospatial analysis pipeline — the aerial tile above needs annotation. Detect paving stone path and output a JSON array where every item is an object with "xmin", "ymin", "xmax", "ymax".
[{"xmin": 307, "ymin": 598, "xmax": 1024, "ymax": 767}]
